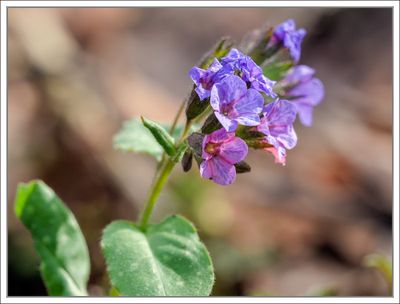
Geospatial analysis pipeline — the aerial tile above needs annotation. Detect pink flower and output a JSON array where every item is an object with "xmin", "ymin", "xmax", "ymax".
[
  {"xmin": 200, "ymin": 128, "xmax": 248, "ymax": 185},
  {"xmin": 257, "ymin": 99, "xmax": 297, "ymax": 165}
]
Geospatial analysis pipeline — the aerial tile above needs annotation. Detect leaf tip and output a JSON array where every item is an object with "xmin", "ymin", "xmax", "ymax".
[{"xmin": 14, "ymin": 180, "xmax": 39, "ymax": 219}]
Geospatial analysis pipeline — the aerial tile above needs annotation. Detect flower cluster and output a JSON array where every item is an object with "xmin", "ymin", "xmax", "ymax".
[
  {"xmin": 189, "ymin": 48, "xmax": 276, "ymax": 102},
  {"xmin": 187, "ymin": 19, "xmax": 324, "ymax": 185}
]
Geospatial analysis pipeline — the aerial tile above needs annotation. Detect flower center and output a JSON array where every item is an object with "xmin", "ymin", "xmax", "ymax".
[
  {"xmin": 205, "ymin": 142, "xmax": 221, "ymax": 155},
  {"xmin": 234, "ymin": 70, "xmax": 243, "ymax": 77},
  {"xmin": 221, "ymin": 103, "xmax": 234, "ymax": 116},
  {"xmin": 200, "ymin": 77, "xmax": 213, "ymax": 90}
]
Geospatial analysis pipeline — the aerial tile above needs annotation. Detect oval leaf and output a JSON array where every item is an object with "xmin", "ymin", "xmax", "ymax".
[
  {"xmin": 14, "ymin": 180, "xmax": 90, "ymax": 296},
  {"xmin": 113, "ymin": 119, "xmax": 165, "ymax": 161},
  {"xmin": 101, "ymin": 215, "xmax": 214, "ymax": 296}
]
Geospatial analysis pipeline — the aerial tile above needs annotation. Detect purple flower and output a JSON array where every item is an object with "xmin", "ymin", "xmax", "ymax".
[
  {"xmin": 200, "ymin": 128, "xmax": 248, "ymax": 185},
  {"xmin": 283, "ymin": 65, "xmax": 325, "ymax": 126},
  {"xmin": 220, "ymin": 48, "xmax": 245, "ymax": 67},
  {"xmin": 271, "ymin": 19, "xmax": 306, "ymax": 63},
  {"xmin": 240, "ymin": 56, "xmax": 277, "ymax": 98},
  {"xmin": 257, "ymin": 99, "xmax": 297, "ymax": 165},
  {"xmin": 210, "ymin": 75, "xmax": 264, "ymax": 132},
  {"xmin": 221, "ymin": 48, "xmax": 277, "ymax": 98},
  {"xmin": 282, "ymin": 65, "xmax": 314, "ymax": 84},
  {"xmin": 189, "ymin": 58, "xmax": 229, "ymax": 100}
]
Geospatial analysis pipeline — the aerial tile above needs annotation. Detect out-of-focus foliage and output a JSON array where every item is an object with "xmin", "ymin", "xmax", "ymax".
[
  {"xmin": 113, "ymin": 119, "xmax": 168, "ymax": 161},
  {"xmin": 363, "ymin": 253, "xmax": 392, "ymax": 293},
  {"xmin": 263, "ymin": 61, "xmax": 293, "ymax": 81},
  {"xmin": 113, "ymin": 118, "xmax": 185, "ymax": 161}
]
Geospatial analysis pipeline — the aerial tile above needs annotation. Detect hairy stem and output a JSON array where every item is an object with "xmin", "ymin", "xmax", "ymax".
[
  {"xmin": 138, "ymin": 101, "xmax": 193, "ymax": 230},
  {"xmin": 157, "ymin": 99, "xmax": 187, "ymax": 171},
  {"xmin": 178, "ymin": 120, "xmax": 192, "ymax": 144},
  {"xmin": 139, "ymin": 158, "xmax": 175, "ymax": 230},
  {"xmin": 169, "ymin": 99, "xmax": 187, "ymax": 135}
]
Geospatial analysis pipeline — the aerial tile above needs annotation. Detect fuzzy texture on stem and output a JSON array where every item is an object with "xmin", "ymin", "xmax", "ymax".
[
  {"xmin": 139, "ymin": 106, "xmax": 194, "ymax": 230},
  {"xmin": 139, "ymin": 159, "xmax": 176, "ymax": 230}
]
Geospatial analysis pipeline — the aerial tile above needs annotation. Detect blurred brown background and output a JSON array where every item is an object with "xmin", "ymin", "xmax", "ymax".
[{"xmin": 7, "ymin": 8, "xmax": 392, "ymax": 296}]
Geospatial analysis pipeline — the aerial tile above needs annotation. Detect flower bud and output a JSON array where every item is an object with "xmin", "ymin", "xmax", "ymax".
[
  {"xmin": 244, "ymin": 26, "xmax": 274, "ymax": 65},
  {"xmin": 198, "ymin": 37, "xmax": 234, "ymax": 69},
  {"xmin": 235, "ymin": 161, "xmax": 251, "ymax": 174},
  {"xmin": 181, "ymin": 150, "xmax": 193, "ymax": 172},
  {"xmin": 235, "ymin": 125, "xmax": 273, "ymax": 150},
  {"xmin": 201, "ymin": 113, "xmax": 222, "ymax": 134},
  {"xmin": 244, "ymin": 138, "xmax": 273, "ymax": 150},
  {"xmin": 141, "ymin": 116, "xmax": 176, "ymax": 156},
  {"xmin": 185, "ymin": 87, "xmax": 210, "ymax": 120},
  {"xmin": 235, "ymin": 125, "xmax": 264, "ymax": 141},
  {"xmin": 187, "ymin": 132, "xmax": 205, "ymax": 157}
]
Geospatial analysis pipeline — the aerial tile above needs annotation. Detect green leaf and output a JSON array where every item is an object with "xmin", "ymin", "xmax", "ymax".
[
  {"xmin": 101, "ymin": 215, "xmax": 214, "ymax": 296},
  {"xmin": 114, "ymin": 119, "xmax": 164, "ymax": 160},
  {"xmin": 14, "ymin": 180, "xmax": 90, "ymax": 296},
  {"xmin": 263, "ymin": 61, "xmax": 293, "ymax": 81},
  {"xmin": 141, "ymin": 116, "xmax": 176, "ymax": 157},
  {"xmin": 114, "ymin": 119, "xmax": 185, "ymax": 161}
]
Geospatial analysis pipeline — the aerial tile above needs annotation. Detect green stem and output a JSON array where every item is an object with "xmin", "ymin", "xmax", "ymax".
[
  {"xmin": 178, "ymin": 120, "xmax": 192, "ymax": 144},
  {"xmin": 169, "ymin": 99, "xmax": 186, "ymax": 135},
  {"xmin": 139, "ymin": 158, "xmax": 175, "ymax": 230},
  {"xmin": 157, "ymin": 99, "xmax": 187, "ymax": 171},
  {"xmin": 138, "ymin": 101, "xmax": 194, "ymax": 230}
]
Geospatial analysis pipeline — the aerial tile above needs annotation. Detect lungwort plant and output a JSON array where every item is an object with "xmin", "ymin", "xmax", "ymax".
[{"xmin": 14, "ymin": 20, "xmax": 324, "ymax": 296}]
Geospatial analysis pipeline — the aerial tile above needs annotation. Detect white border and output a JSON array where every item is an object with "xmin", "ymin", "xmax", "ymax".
[
  {"xmin": 1, "ymin": 1, "xmax": 399, "ymax": 303},
  {"xmin": 0, "ymin": 0, "xmax": 399, "ymax": 7}
]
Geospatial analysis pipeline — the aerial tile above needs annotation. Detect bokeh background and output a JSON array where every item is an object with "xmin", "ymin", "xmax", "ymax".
[{"xmin": 7, "ymin": 7, "xmax": 393, "ymax": 296}]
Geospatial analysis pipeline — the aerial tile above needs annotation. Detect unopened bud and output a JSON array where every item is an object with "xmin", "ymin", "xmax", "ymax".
[
  {"xmin": 201, "ymin": 113, "xmax": 222, "ymax": 134},
  {"xmin": 181, "ymin": 150, "xmax": 193, "ymax": 172},
  {"xmin": 187, "ymin": 132, "xmax": 205, "ymax": 157},
  {"xmin": 185, "ymin": 88, "xmax": 210, "ymax": 120},
  {"xmin": 235, "ymin": 161, "xmax": 251, "ymax": 174}
]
